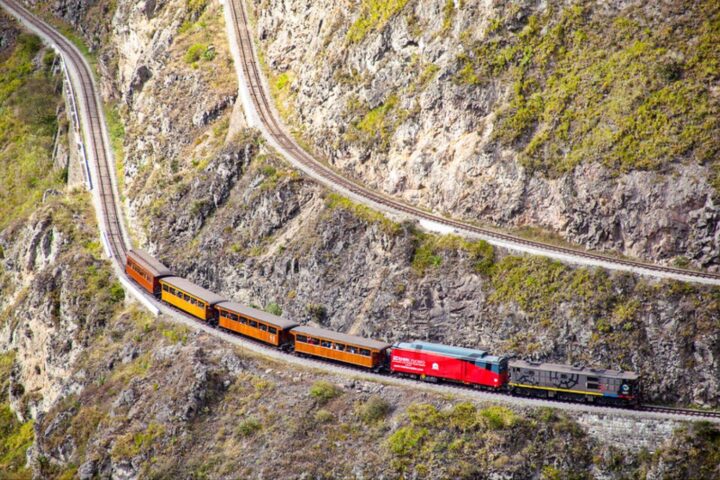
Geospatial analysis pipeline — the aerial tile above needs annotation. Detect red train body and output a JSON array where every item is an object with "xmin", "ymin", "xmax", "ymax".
[{"xmin": 390, "ymin": 341, "xmax": 509, "ymax": 389}]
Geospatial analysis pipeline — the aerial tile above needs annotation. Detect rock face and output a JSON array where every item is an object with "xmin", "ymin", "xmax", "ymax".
[
  {"xmin": 250, "ymin": 0, "xmax": 720, "ymax": 270},
  {"xmin": 17, "ymin": 0, "xmax": 718, "ymax": 408}
]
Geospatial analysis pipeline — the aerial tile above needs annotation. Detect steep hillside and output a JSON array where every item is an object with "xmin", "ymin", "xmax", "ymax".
[
  {"xmin": 2, "ymin": 1, "xmax": 720, "ymax": 479},
  {"xmin": 18, "ymin": 0, "xmax": 720, "ymax": 407},
  {"xmin": 251, "ymin": 0, "xmax": 720, "ymax": 270}
]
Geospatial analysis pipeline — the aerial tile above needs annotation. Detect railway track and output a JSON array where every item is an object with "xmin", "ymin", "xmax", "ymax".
[
  {"xmin": 0, "ymin": 0, "xmax": 129, "ymax": 265},
  {"xmin": 225, "ymin": 0, "xmax": 720, "ymax": 286},
  {"xmin": 3, "ymin": 0, "xmax": 720, "ymax": 425}
]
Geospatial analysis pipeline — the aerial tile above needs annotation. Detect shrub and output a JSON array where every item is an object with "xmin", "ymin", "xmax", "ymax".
[
  {"xmin": 387, "ymin": 426, "xmax": 426, "ymax": 457},
  {"xmin": 309, "ymin": 381, "xmax": 342, "ymax": 404},
  {"xmin": 184, "ymin": 43, "xmax": 208, "ymax": 64},
  {"xmin": 265, "ymin": 302, "xmax": 282, "ymax": 316},
  {"xmin": 407, "ymin": 403, "xmax": 441, "ymax": 428},
  {"xmin": 479, "ymin": 405, "xmax": 518, "ymax": 430},
  {"xmin": 358, "ymin": 396, "xmax": 391, "ymax": 423},
  {"xmin": 236, "ymin": 418, "xmax": 261, "ymax": 437},
  {"xmin": 314, "ymin": 409, "xmax": 334, "ymax": 423},
  {"xmin": 306, "ymin": 303, "xmax": 327, "ymax": 322},
  {"xmin": 449, "ymin": 402, "xmax": 478, "ymax": 432},
  {"xmin": 109, "ymin": 281, "xmax": 125, "ymax": 304}
]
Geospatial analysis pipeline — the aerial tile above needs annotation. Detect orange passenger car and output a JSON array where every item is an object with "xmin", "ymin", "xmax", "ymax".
[
  {"xmin": 216, "ymin": 301, "xmax": 298, "ymax": 347},
  {"xmin": 125, "ymin": 249, "xmax": 173, "ymax": 295},
  {"xmin": 290, "ymin": 326, "xmax": 390, "ymax": 369},
  {"xmin": 159, "ymin": 276, "xmax": 225, "ymax": 321}
]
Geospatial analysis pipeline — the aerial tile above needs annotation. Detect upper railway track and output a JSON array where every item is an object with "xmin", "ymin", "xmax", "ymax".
[
  {"xmin": 2, "ymin": 0, "xmax": 720, "ymax": 423},
  {"xmin": 224, "ymin": 0, "xmax": 720, "ymax": 287}
]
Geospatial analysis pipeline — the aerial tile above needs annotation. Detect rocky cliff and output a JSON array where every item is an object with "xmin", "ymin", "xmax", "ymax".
[
  {"xmin": 2, "ymin": 1, "xmax": 720, "ymax": 479},
  {"xmin": 250, "ymin": 0, "xmax": 720, "ymax": 271}
]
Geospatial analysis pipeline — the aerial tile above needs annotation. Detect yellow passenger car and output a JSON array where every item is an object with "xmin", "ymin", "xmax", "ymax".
[{"xmin": 159, "ymin": 276, "xmax": 225, "ymax": 321}]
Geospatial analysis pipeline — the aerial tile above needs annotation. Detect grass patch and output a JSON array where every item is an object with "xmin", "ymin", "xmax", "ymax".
[
  {"xmin": 357, "ymin": 396, "xmax": 391, "ymax": 424},
  {"xmin": 346, "ymin": 0, "xmax": 410, "ymax": 43},
  {"xmin": 236, "ymin": 418, "xmax": 262, "ymax": 438},
  {"xmin": 0, "ymin": 405, "xmax": 33, "ymax": 479},
  {"xmin": 325, "ymin": 192, "xmax": 402, "ymax": 235},
  {"xmin": 264, "ymin": 302, "xmax": 282, "ymax": 316},
  {"xmin": 411, "ymin": 233, "xmax": 494, "ymax": 275},
  {"xmin": 0, "ymin": 33, "xmax": 65, "ymax": 229},
  {"xmin": 345, "ymin": 94, "xmax": 408, "ymax": 151},
  {"xmin": 309, "ymin": 381, "xmax": 342, "ymax": 405},
  {"xmin": 459, "ymin": 2, "xmax": 720, "ymax": 178}
]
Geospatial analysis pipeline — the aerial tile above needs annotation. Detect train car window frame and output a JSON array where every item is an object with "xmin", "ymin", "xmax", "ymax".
[
  {"xmin": 268, "ymin": 326, "xmax": 277, "ymax": 335},
  {"xmin": 163, "ymin": 284, "xmax": 169, "ymax": 292},
  {"xmin": 360, "ymin": 349, "xmax": 371, "ymax": 357},
  {"xmin": 334, "ymin": 343, "xmax": 346, "ymax": 351},
  {"xmin": 249, "ymin": 320, "xmax": 258, "ymax": 328},
  {"xmin": 320, "ymin": 340, "xmax": 332, "ymax": 348},
  {"xmin": 259, "ymin": 324, "xmax": 268, "ymax": 332},
  {"xmin": 296, "ymin": 335, "xmax": 307, "ymax": 343}
]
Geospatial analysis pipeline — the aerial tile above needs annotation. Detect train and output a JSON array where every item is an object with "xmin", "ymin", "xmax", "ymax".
[{"xmin": 126, "ymin": 249, "xmax": 642, "ymax": 407}]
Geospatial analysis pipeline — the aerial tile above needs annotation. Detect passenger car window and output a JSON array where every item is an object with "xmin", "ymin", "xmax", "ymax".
[
  {"xmin": 360, "ymin": 349, "xmax": 371, "ymax": 357},
  {"xmin": 268, "ymin": 327, "xmax": 277, "ymax": 334}
]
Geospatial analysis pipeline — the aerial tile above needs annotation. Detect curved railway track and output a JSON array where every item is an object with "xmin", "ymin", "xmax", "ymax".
[
  {"xmin": 0, "ymin": 0, "xmax": 129, "ymax": 265},
  {"xmin": 225, "ymin": 0, "xmax": 720, "ymax": 286},
  {"xmin": 3, "ymin": 0, "xmax": 720, "ymax": 424}
]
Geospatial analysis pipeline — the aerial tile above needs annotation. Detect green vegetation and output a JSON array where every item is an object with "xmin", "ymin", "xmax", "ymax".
[
  {"xmin": 478, "ymin": 405, "xmax": 518, "ymax": 430},
  {"xmin": 111, "ymin": 423, "xmax": 165, "ymax": 460},
  {"xmin": 0, "ymin": 405, "xmax": 33, "ymax": 479},
  {"xmin": 236, "ymin": 418, "xmax": 262, "ymax": 437},
  {"xmin": 264, "ymin": 302, "xmax": 282, "ymax": 316},
  {"xmin": 411, "ymin": 233, "xmax": 494, "ymax": 275},
  {"xmin": 0, "ymin": 353, "xmax": 32, "ymax": 479},
  {"xmin": 345, "ymin": 94, "xmax": 408, "ymax": 151},
  {"xmin": 314, "ymin": 409, "xmax": 335, "ymax": 423},
  {"xmin": 309, "ymin": 381, "xmax": 342, "ymax": 405},
  {"xmin": 184, "ymin": 43, "xmax": 215, "ymax": 66},
  {"xmin": 441, "ymin": 0, "xmax": 456, "ymax": 33},
  {"xmin": 105, "ymin": 103, "xmax": 126, "ymax": 196},
  {"xmin": 490, "ymin": 256, "xmax": 612, "ymax": 323},
  {"xmin": 0, "ymin": 33, "xmax": 64, "ymax": 230},
  {"xmin": 346, "ymin": 0, "xmax": 410, "ymax": 44},
  {"xmin": 357, "ymin": 395, "xmax": 391, "ymax": 424},
  {"xmin": 458, "ymin": 2, "xmax": 720, "ymax": 178},
  {"xmin": 386, "ymin": 402, "xmax": 556, "ymax": 475},
  {"xmin": 325, "ymin": 193, "xmax": 402, "ymax": 235}
]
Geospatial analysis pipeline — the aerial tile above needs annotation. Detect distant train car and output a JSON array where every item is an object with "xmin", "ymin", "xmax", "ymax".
[
  {"xmin": 508, "ymin": 360, "xmax": 641, "ymax": 406},
  {"xmin": 290, "ymin": 326, "xmax": 390, "ymax": 370},
  {"xmin": 390, "ymin": 341, "xmax": 509, "ymax": 389},
  {"xmin": 216, "ymin": 301, "xmax": 298, "ymax": 347},
  {"xmin": 159, "ymin": 276, "xmax": 225, "ymax": 322},
  {"xmin": 125, "ymin": 249, "xmax": 172, "ymax": 295}
]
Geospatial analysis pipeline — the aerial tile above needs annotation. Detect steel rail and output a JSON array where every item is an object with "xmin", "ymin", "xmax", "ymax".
[
  {"xmin": 0, "ymin": 0, "xmax": 129, "ymax": 264},
  {"xmin": 225, "ymin": 0, "xmax": 720, "ymax": 286}
]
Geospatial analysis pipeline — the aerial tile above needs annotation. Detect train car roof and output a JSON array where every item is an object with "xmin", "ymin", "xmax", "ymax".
[
  {"xmin": 127, "ymin": 249, "xmax": 173, "ymax": 277},
  {"xmin": 291, "ymin": 326, "xmax": 391, "ymax": 351},
  {"xmin": 160, "ymin": 276, "xmax": 226, "ymax": 306},
  {"xmin": 216, "ymin": 301, "xmax": 298, "ymax": 330},
  {"xmin": 394, "ymin": 341, "xmax": 504, "ymax": 363},
  {"xmin": 509, "ymin": 359, "xmax": 639, "ymax": 381}
]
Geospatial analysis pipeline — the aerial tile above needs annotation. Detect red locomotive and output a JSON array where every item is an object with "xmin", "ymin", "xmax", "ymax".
[{"xmin": 390, "ymin": 341, "xmax": 509, "ymax": 389}]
